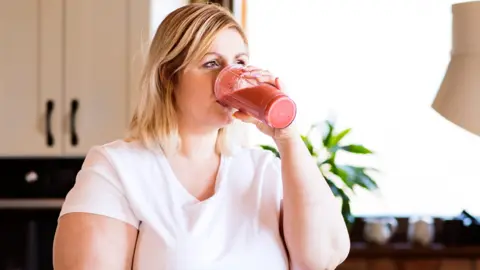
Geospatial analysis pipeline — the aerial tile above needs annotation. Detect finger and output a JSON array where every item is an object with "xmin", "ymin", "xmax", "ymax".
[
  {"xmin": 248, "ymin": 69, "xmax": 271, "ymax": 79},
  {"xmin": 244, "ymin": 65, "xmax": 262, "ymax": 73},
  {"xmin": 256, "ymin": 74, "xmax": 284, "ymax": 91},
  {"xmin": 275, "ymin": 77, "xmax": 285, "ymax": 91},
  {"xmin": 244, "ymin": 70, "xmax": 278, "ymax": 88},
  {"xmin": 242, "ymin": 66, "xmax": 270, "ymax": 78},
  {"xmin": 259, "ymin": 74, "xmax": 279, "ymax": 89}
]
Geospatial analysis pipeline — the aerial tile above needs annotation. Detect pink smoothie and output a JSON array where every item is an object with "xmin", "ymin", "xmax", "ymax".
[{"xmin": 218, "ymin": 83, "xmax": 297, "ymax": 129}]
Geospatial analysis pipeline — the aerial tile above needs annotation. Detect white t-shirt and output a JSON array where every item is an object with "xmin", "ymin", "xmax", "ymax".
[{"xmin": 59, "ymin": 140, "xmax": 289, "ymax": 270}]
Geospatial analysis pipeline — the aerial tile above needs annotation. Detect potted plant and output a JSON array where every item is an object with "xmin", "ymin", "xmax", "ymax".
[{"xmin": 260, "ymin": 120, "xmax": 379, "ymax": 229}]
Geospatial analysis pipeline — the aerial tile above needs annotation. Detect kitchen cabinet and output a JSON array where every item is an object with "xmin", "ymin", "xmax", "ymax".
[
  {"xmin": 338, "ymin": 259, "xmax": 480, "ymax": 270},
  {"xmin": 0, "ymin": 0, "xmax": 63, "ymax": 156},
  {"xmin": 0, "ymin": 0, "xmax": 150, "ymax": 156},
  {"xmin": 63, "ymin": 0, "xmax": 129, "ymax": 156}
]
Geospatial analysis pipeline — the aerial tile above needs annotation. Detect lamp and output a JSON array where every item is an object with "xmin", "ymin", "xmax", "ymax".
[{"xmin": 432, "ymin": 1, "xmax": 480, "ymax": 135}]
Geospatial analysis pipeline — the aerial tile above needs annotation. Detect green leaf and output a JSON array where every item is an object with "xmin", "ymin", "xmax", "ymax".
[
  {"xmin": 325, "ymin": 177, "xmax": 354, "ymax": 228},
  {"xmin": 259, "ymin": 145, "xmax": 280, "ymax": 158},
  {"xmin": 329, "ymin": 128, "xmax": 351, "ymax": 148},
  {"xmin": 361, "ymin": 167, "xmax": 380, "ymax": 173},
  {"xmin": 330, "ymin": 165, "xmax": 356, "ymax": 194},
  {"xmin": 301, "ymin": 135, "xmax": 316, "ymax": 156},
  {"xmin": 322, "ymin": 121, "xmax": 334, "ymax": 148},
  {"xmin": 340, "ymin": 198, "xmax": 355, "ymax": 228},
  {"xmin": 356, "ymin": 171, "xmax": 379, "ymax": 190},
  {"xmin": 325, "ymin": 177, "xmax": 352, "ymax": 202},
  {"xmin": 337, "ymin": 165, "xmax": 379, "ymax": 191},
  {"xmin": 325, "ymin": 177, "xmax": 341, "ymax": 197},
  {"xmin": 336, "ymin": 185, "xmax": 350, "ymax": 202},
  {"xmin": 331, "ymin": 165, "xmax": 356, "ymax": 192},
  {"xmin": 318, "ymin": 158, "xmax": 331, "ymax": 166},
  {"xmin": 340, "ymin": 144, "xmax": 373, "ymax": 154},
  {"xmin": 333, "ymin": 187, "xmax": 355, "ymax": 227}
]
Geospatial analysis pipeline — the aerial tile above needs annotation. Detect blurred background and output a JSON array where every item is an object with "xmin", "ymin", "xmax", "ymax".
[{"xmin": 2, "ymin": 0, "xmax": 480, "ymax": 269}]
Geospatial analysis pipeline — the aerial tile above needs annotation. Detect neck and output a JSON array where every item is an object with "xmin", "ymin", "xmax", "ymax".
[{"xmin": 175, "ymin": 127, "xmax": 220, "ymax": 160}]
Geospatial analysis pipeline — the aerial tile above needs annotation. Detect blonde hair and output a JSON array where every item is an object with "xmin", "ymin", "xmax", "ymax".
[{"xmin": 128, "ymin": 3, "xmax": 248, "ymax": 155}]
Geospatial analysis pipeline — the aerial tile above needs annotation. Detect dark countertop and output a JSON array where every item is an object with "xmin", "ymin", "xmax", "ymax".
[{"xmin": 349, "ymin": 242, "xmax": 480, "ymax": 259}]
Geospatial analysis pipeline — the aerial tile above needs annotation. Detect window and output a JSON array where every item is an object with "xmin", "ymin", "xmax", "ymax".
[{"xmin": 245, "ymin": 0, "xmax": 480, "ymax": 216}]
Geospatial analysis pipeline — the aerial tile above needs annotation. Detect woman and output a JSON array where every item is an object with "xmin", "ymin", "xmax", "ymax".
[{"xmin": 53, "ymin": 3, "xmax": 350, "ymax": 270}]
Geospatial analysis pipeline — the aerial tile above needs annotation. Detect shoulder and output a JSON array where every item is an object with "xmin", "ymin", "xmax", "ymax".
[
  {"xmin": 60, "ymin": 140, "xmax": 147, "ymax": 228},
  {"xmin": 91, "ymin": 139, "xmax": 152, "ymax": 159},
  {"xmin": 83, "ymin": 139, "xmax": 156, "ymax": 169},
  {"xmin": 80, "ymin": 139, "xmax": 162, "ymax": 194}
]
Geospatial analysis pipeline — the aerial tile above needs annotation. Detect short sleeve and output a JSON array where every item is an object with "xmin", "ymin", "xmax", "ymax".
[{"xmin": 59, "ymin": 146, "xmax": 140, "ymax": 229}]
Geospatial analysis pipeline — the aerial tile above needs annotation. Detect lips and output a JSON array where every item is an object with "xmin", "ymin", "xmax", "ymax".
[
  {"xmin": 216, "ymin": 100, "xmax": 227, "ymax": 107},
  {"xmin": 216, "ymin": 101, "xmax": 234, "ymax": 112}
]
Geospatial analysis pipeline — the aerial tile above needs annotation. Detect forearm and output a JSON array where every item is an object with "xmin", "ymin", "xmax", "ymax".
[{"xmin": 275, "ymin": 135, "xmax": 350, "ymax": 270}]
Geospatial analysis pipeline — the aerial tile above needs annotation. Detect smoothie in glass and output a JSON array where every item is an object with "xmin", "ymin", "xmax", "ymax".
[{"xmin": 214, "ymin": 65, "xmax": 296, "ymax": 129}]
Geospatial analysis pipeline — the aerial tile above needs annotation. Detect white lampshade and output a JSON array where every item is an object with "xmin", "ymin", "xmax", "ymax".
[{"xmin": 432, "ymin": 1, "xmax": 480, "ymax": 135}]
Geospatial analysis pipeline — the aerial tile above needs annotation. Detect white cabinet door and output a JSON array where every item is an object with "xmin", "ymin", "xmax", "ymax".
[
  {"xmin": 0, "ymin": 0, "xmax": 63, "ymax": 156},
  {"xmin": 64, "ymin": 0, "xmax": 129, "ymax": 156}
]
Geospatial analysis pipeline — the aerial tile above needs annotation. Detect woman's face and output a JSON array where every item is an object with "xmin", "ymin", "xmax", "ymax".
[{"xmin": 175, "ymin": 28, "xmax": 249, "ymax": 133}]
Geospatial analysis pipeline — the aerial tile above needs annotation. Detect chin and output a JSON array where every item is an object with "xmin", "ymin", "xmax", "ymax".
[{"xmin": 213, "ymin": 104, "xmax": 235, "ymax": 124}]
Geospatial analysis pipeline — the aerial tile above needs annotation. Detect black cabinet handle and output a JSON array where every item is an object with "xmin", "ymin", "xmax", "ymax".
[
  {"xmin": 70, "ymin": 99, "xmax": 79, "ymax": 146},
  {"xmin": 45, "ymin": 100, "xmax": 54, "ymax": 147}
]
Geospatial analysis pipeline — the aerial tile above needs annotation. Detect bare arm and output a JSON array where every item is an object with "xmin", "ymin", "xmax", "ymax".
[
  {"xmin": 53, "ymin": 213, "xmax": 138, "ymax": 270},
  {"xmin": 231, "ymin": 74, "xmax": 350, "ymax": 269},
  {"xmin": 276, "ymin": 135, "xmax": 350, "ymax": 270}
]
